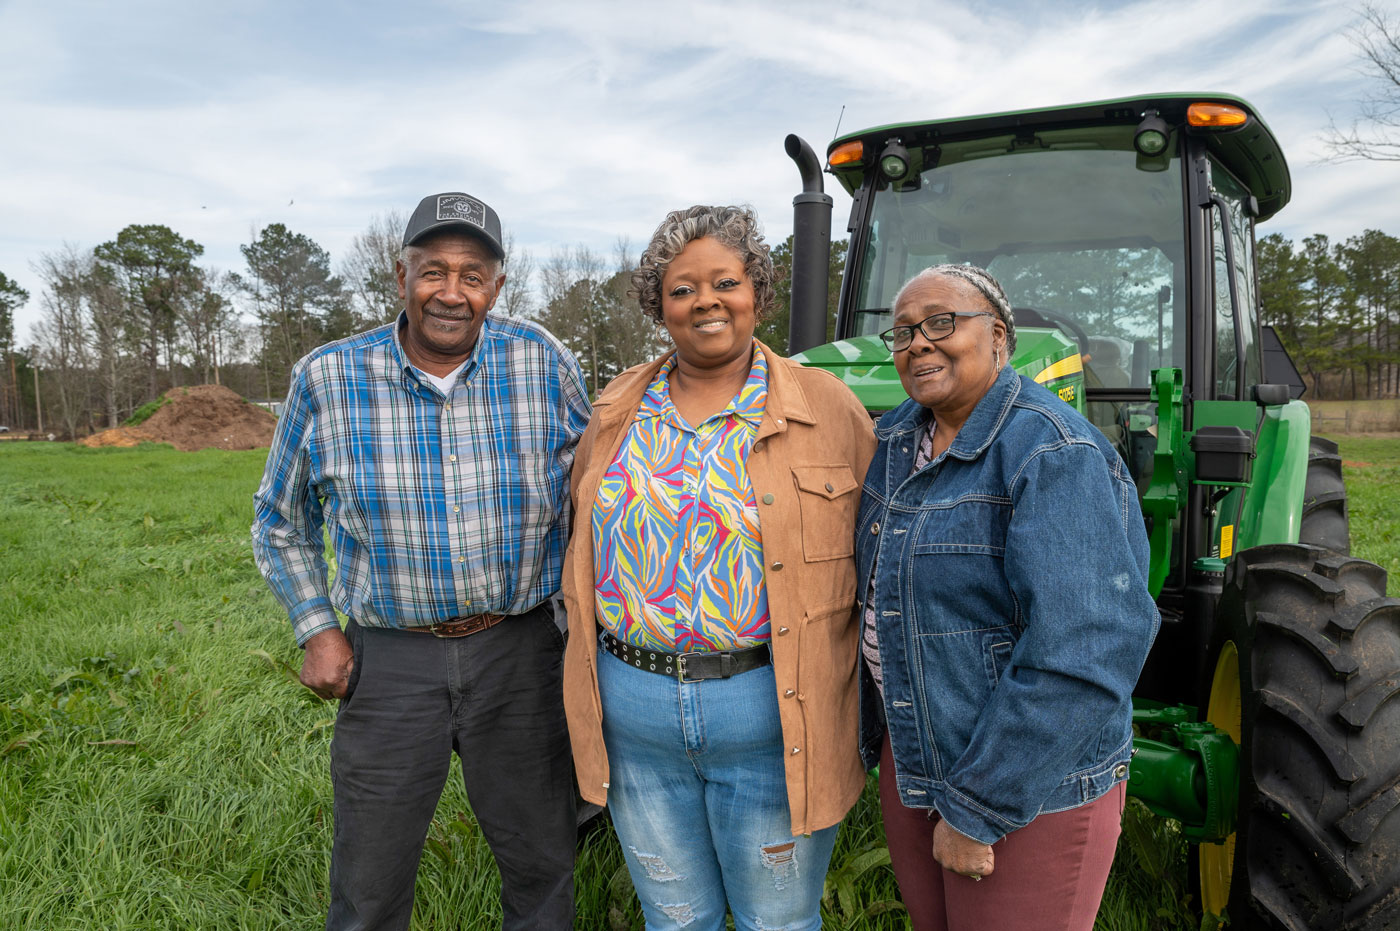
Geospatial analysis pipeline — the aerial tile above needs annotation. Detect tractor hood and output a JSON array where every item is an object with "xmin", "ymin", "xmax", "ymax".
[
  {"xmin": 789, "ymin": 336, "xmax": 908, "ymax": 413},
  {"xmin": 789, "ymin": 329, "xmax": 1085, "ymax": 414}
]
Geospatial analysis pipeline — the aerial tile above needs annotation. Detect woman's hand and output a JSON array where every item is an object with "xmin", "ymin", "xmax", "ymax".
[{"xmin": 933, "ymin": 818, "xmax": 995, "ymax": 880}]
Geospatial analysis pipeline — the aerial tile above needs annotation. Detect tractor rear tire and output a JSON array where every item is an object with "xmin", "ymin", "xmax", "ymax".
[
  {"xmin": 1207, "ymin": 544, "xmax": 1400, "ymax": 930},
  {"xmin": 1300, "ymin": 436, "xmax": 1349, "ymax": 555}
]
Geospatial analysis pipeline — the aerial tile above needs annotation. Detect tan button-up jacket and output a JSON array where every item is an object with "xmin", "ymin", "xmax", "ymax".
[{"xmin": 561, "ymin": 341, "xmax": 876, "ymax": 836}]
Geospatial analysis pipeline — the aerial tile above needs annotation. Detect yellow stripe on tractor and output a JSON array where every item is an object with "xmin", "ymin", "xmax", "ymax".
[{"xmin": 1033, "ymin": 353, "xmax": 1084, "ymax": 384}]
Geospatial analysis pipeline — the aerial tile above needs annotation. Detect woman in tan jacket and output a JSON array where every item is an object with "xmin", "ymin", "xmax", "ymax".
[{"xmin": 561, "ymin": 205, "xmax": 875, "ymax": 930}]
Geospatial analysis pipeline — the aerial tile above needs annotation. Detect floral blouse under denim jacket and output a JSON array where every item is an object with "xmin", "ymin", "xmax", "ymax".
[{"xmin": 854, "ymin": 364, "xmax": 1160, "ymax": 845}]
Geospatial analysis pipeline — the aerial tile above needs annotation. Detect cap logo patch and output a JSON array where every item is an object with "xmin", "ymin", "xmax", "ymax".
[{"xmin": 436, "ymin": 194, "xmax": 486, "ymax": 228}]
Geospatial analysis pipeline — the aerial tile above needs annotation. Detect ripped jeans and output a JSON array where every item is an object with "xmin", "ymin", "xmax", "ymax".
[{"xmin": 597, "ymin": 644, "xmax": 837, "ymax": 931}]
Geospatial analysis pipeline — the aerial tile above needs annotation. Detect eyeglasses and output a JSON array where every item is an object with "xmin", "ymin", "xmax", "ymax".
[{"xmin": 879, "ymin": 311, "xmax": 992, "ymax": 352}]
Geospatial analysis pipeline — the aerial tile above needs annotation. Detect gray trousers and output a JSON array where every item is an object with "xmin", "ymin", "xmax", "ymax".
[{"xmin": 326, "ymin": 605, "xmax": 575, "ymax": 930}]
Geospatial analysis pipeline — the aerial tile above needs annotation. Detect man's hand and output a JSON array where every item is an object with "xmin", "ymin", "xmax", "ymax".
[
  {"xmin": 300, "ymin": 628, "xmax": 354, "ymax": 700},
  {"xmin": 933, "ymin": 818, "xmax": 995, "ymax": 881}
]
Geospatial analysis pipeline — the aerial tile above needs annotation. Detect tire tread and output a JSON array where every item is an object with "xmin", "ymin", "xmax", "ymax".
[{"xmin": 1216, "ymin": 545, "xmax": 1400, "ymax": 930}]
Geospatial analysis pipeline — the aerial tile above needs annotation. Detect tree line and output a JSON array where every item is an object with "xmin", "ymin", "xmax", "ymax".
[
  {"xmin": 0, "ymin": 215, "xmax": 1393, "ymax": 438},
  {"xmin": 1259, "ymin": 228, "xmax": 1400, "ymax": 399},
  {"xmin": 0, "ymin": 215, "xmax": 415, "ymax": 438},
  {"xmin": 0, "ymin": 216, "xmax": 844, "ymax": 438},
  {"xmin": 0, "ymin": 213, "xmax": 449, "ymax": 437}
]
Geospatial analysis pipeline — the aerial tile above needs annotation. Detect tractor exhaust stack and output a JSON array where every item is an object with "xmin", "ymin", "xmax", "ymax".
[{"xmin": 784, "ymin": 134, "xmax": 834, "ymax": 355}]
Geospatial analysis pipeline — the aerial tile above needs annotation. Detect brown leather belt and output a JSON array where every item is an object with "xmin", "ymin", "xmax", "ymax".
[{"xmin": 403, "ymin": 613, "xmax": 506, "ymax": 638}]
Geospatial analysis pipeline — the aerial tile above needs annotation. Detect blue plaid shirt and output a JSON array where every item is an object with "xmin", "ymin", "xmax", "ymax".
[{"xmin": 252, "ymin": 312, "xmax": 591, "ymax": 645}]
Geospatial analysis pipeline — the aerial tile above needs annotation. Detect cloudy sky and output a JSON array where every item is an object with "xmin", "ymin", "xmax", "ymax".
[{"xmin": 2, "ymin": 0, "xmax": 1396, "ymax": 338}]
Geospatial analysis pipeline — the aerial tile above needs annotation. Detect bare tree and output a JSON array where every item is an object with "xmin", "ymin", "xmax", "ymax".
[
  {"xmin": 498, "ymin": 232, "xmax": 536, "ymax": 318},
  {"xmin": 340, "ymin": 209, "xmax": 405, "ymax": 327},
  {"xmin": 536, "ymin": 243, "xmax": 665, "ymax": 396},
  {"xmin": 84, "ymin": 260, "xmax": 128, "ymax": 427},
  {"xmin": 602, "ymin": 235, "xmax": 667, "ymax": 372},
  {"xmin": 1324, "ymin": 4, "xmax": 1400, "ymax": 161},
  {"xmin": 179, "ymin": 268, "xmax": 239, "ymax": 385},
  {"xmin": 32, "ymin": 245, "xmax": 95, "ymax": 438}
]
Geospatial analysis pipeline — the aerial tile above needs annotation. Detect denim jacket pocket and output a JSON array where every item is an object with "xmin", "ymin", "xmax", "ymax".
[
  {"xmin": 982, "ymin": 636, "xmax": 1015, "ymax": 688},
  {"xmin": 908, "ymin": 495, "xmax": 1010, "ymax": 556},
  {"xmin": 792, "ymin": 464, "xmax": 860, "ymax": 561},
  {"xmin": 908, "ymin": 550, "xmax": 1009, "ymax": 635},
  {"xmin": 911, "ymin": 625, "xmax": 1018, "ymax": 768}
]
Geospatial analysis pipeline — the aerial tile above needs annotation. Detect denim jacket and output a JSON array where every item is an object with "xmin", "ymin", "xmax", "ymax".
[{"xmin": 855, "ymin": 365, "xmax": 1159, "ymax": 844}]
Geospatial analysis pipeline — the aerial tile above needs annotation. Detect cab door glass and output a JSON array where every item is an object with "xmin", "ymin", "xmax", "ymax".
[
  {"xmin": 1210, "ymin": 206, "xmax": 1236, "ymax": 399},
  {"xmin": 1208, "ymin": 159, "xmax": 1262, "ymax": 399}
]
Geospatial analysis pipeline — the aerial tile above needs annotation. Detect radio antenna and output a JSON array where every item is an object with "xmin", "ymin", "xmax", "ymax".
[{"xmin": 833, "ymin": 104, "xmax": 846, "ymax": 140}]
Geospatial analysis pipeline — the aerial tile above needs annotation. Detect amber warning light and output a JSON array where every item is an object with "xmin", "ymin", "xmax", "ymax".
[
  {"xmin": 1187, "ymin": 103, "xmax": 1249, "ymax": 128},
  {"xmin": 828, "ymin": 140, "xmax": 864, "ymax": 167}
]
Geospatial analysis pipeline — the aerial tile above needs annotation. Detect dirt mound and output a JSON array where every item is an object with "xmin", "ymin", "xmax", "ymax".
[{"xmin": 80, "ymin": 385, "xmax": 277, "ymax": 451}]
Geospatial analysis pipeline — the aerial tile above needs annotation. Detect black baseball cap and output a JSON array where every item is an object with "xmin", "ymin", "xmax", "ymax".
[{"xmin": 402, "ymin": 192, "xmax": 505, "ymax": 259}]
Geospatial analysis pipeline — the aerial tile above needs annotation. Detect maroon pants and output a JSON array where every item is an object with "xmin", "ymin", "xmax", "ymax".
[{"xmin": 879, "ymin": 736, "xmax": 1124, "ymax": 931}]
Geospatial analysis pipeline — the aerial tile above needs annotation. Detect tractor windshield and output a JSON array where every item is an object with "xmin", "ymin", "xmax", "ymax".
[{"xmin": 849, "ymin": 124, "xmax": 1186, "ymax": 390}]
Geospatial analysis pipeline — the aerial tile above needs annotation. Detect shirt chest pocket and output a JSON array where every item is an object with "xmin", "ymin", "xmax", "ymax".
[{"xmin": 792, "ymin": 464, "xmax": 860, "ymax": 562}]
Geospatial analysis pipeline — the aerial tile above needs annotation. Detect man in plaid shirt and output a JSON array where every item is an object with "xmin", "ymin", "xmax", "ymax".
[{"xmin": 252, "ymin": 192, "xmax": 590, "ymax": 930}]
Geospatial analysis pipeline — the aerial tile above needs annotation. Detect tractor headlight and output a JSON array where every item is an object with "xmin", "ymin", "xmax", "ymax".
[
  {"xmin": 1134, "ymin": 112, "xmax": 1171, "ymax": 157},
  {"xmin": 879, "ymin": 140, "xmax": 911, "ymax": 182}
]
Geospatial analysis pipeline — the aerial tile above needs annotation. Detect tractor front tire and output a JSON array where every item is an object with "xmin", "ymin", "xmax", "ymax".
[{"xmin": 1206, "ymin": 544, "xmax": 1400, "ymax": 930}]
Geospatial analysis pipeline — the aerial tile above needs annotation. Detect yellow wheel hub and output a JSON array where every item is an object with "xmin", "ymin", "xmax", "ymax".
[{"xmin": 1200, "ymin": 640, "xmax": 1242, "ymax": 917}]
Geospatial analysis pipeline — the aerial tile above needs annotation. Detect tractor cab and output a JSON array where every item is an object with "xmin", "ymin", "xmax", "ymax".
[{"xmin": 789, "ymin": 94, "xmax": 1303, "ymax": 608}]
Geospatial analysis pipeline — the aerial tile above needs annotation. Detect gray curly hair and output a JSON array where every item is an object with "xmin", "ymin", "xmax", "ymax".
[
  {"xmin": 893, "ymin": 263, "xmax": 1017, "ymax": 356},
  {"xmin": 631, "ymin": 205, "xmax": 776, "ymax": 323}
]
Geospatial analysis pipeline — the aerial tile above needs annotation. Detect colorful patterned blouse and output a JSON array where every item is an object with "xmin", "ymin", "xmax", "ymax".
[{"xmin": 592, "ymin": 346, "xmax": 770, "ymax": 652}]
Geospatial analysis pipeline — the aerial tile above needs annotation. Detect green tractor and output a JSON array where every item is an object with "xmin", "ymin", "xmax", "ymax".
[{"xmin": 783, "ymin": 95, "xmax": 1400, "ymax": 930}]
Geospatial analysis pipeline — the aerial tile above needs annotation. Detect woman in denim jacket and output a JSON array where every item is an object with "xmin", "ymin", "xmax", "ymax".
[{"xmin": 855, "ymin": 264, "xmax": 1159, "ymax": 931}]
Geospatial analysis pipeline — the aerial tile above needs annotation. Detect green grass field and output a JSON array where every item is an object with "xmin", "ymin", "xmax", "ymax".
[
  {"xmin": 1323, "ymin": 434, "xmax": 1400, "ymax": 594},
  {"xmin": 2, "ymin": 437, "xmax": 1396, "ymax": 929}
]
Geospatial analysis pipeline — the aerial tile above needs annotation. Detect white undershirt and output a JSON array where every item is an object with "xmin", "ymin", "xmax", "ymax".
[{"xmin": 414, "ymin": 360, "xmax": 470, "ymax": 395}]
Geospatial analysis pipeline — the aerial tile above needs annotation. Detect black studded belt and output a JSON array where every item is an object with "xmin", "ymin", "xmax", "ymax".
[{"xmin": 600, "ymin": 629, "xmax": 771, "ymax": 683}]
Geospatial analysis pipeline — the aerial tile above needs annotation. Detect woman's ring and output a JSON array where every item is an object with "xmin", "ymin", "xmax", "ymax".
[{"xmin": 965, "ymin": 873, "xmax": 982, "ymax": 881}]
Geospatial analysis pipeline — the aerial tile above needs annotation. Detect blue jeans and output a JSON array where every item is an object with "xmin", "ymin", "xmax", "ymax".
[{"xmin": 597, "ymin": 643, "xmax": 837, "ymax": 931}]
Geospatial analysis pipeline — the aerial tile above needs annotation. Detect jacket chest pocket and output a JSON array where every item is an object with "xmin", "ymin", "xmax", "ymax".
[
  {"xmin": 908, "ymin": 497, "xmax": 1013, "ymax": 632},
  {"xmin": 792, "ymin": 465, "xmax": 860, "ymax": 562},
  {"xmin": 909, "ymin": 496, "xmax": 1011, "ymax": 556}
]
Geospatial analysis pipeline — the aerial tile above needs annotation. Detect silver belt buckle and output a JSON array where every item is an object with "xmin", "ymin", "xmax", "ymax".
[
  {"xmin": 676, "ymin": 651, "xmax": 697, "ymax": 683},
  {"xmin": 677, "ymin": 650, "xmax": 736, "ymax": 682}
]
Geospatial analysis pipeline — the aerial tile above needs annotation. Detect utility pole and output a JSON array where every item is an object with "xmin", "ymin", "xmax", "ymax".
[{"xmin": 33, "ymin": 364, "xmax": 42, "ymax": 433}]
